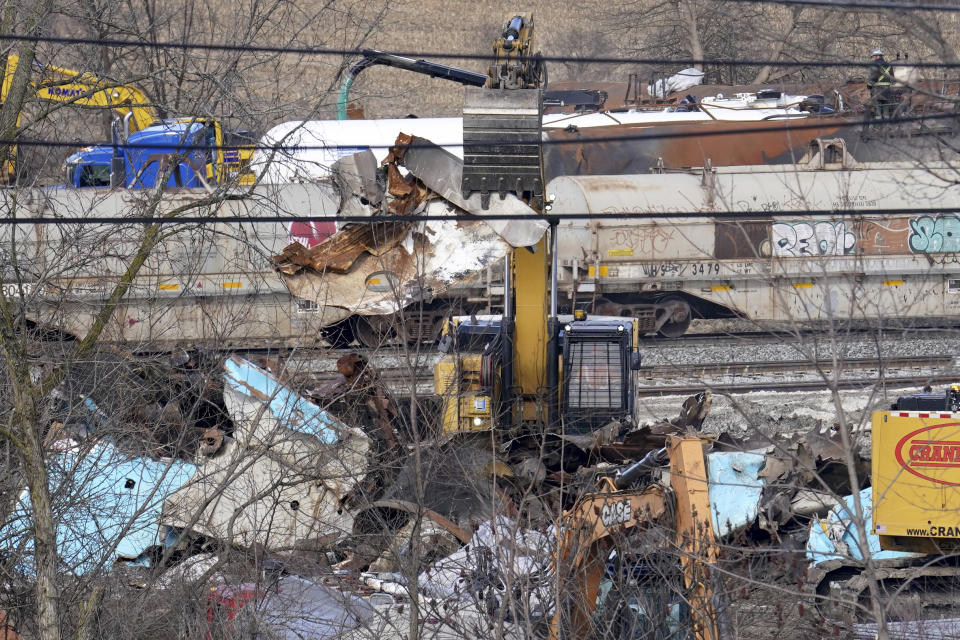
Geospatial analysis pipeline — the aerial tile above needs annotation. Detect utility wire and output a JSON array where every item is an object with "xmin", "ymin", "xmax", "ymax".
[
  {"xmin": 723, "ymin": 0, "xmax": 960, "ymax": 11},
  {"xmin": 7, "ymin": 112, "xmax": 959, "ymax": 153},
  {"xmin": 6, "ymin": 33, "xmax": 960, "ymax": 69},
  {"xmin": 2, "ymin": 207, "xmax": 960, "ymax": 226}
]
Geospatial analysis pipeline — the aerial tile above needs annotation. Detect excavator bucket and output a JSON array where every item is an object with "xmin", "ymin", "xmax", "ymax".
[{"xmin": 462, "ymin": 87, "xmax": 544, "ymax": 210}]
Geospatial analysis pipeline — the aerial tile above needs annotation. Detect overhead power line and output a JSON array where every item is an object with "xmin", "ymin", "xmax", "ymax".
[
  {"xmin": 5, "ymin": 111, "xmax": 958, "ymax": 153},
  {"xmin": 1, "ymin": 207, "xmax": 960, "ymax": 226},
  {"xmin": 723, "ymin": 0, "xmax": 960, "ymax": 11},
  {"xmin": 6, "ymin": 33, "xmax": 960, "ymax": 69}
]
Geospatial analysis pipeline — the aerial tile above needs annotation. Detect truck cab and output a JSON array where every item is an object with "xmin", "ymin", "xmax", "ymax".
[{"xmin": 63, "ymin": 119, "xmax": 241, "ymax": 189}]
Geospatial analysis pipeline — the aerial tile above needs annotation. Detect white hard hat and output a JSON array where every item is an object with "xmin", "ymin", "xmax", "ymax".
[{"xmin": 871, "ymin": 49, "xmax": 883, "ymax": 56}]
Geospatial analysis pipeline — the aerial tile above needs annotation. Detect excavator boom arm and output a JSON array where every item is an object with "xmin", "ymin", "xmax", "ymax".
[
  {"xmin": 3, "ymin": 54, "xmax": 158, "ymax": 134},
  {"xmin": 550, "ymin": 436, "xmax": 720, "ymax": 640}
]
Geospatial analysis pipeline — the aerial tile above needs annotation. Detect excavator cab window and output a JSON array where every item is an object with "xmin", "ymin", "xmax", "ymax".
[
  {"xmin": 561, "ymin": 320, "xmax": 634, "ymax": 434},
  {"xmin": 443, "ymin": 319, "xmax": 502, "ymax": 353}
]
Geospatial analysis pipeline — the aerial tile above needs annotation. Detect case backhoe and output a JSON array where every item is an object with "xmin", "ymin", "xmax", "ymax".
[{"xmin": 550, "ymin": 436, "xmax": 720, "ymax": 640}]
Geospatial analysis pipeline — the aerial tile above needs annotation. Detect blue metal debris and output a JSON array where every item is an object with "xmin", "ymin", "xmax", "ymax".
[
  {"xmin": 707, "ymin": 451, "xmax": 766, "ymax": 538},
  {"xmin": 5, "ymin": 443, "xmax": 197, "ymax": 574},
  {"xmin": 223, "ymin": 356, "xmax": 344, "ymax": 444},
  {"xmin": 805, "ymin": 487, "xmax": 922, "ymax": 566}
]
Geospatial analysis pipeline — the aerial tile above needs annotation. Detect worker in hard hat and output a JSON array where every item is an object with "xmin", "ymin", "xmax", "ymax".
[{"xmin": 867, "ymin": 49, "xmax": 895, "ymax": 119}]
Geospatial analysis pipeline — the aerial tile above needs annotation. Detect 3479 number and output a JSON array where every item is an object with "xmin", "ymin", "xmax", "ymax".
[{"xmin": 691, "ymin": 262, "xmax": 720, "ymax": 276}]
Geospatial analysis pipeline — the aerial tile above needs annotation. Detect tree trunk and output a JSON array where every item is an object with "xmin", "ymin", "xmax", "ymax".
[
  {"xmin": 679, "ymin": 0, "xmax": 704, "ymax": 62},
  {"xmin": 16, "ymin": 390, "xmax": 61, "ymax": 640}
]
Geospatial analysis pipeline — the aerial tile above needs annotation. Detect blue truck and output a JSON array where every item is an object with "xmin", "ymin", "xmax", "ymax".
[{"xmin": 63, "ymin": 119, "xmax": 253, "ymax": 188}]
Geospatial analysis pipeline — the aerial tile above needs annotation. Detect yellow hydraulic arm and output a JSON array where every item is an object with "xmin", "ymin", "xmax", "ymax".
[
  {"xmin": 487, "ymin": 13, "xmax": 540, "ymax": 89},
  {"xmin": 550, "ymin": 436, "xmax": 719, "ymax": 640},
  {"xmin": 2, "ymin": 54, "xmax": 158, "ymax": 136}
]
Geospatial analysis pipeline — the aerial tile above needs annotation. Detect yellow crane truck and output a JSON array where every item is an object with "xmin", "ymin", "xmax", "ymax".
[{"xmin": 873, "ymin": 385, "xmax": 960, "ymax": 553}]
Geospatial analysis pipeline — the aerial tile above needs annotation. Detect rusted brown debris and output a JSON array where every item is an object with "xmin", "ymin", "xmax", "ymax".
[
  {"xmin": 271, "ymin": 133, "xmax": 434, "ymax": 277},
  {"xmin": 272, "ymin": 221, "xmax": 413, "ymax": 276}
]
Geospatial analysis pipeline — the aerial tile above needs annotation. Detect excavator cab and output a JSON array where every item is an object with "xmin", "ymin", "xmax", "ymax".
[
  {"xmin": 435, "ymin": 313, "xmax": 641, "ymax": 435},
  {"xmin": 561, "ymin": 314, "xmax": 641, "ymax": 435},
  {"xmin": 435, "ymin": 317, "xmax": 504, "ymax": 434}
]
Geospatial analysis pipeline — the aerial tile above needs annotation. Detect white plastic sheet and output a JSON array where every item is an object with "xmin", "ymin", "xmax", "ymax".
[
  {"xmin": 418, "ymin": 516, "xmax": 553, "ymax": 617},
  {"xmin": 647, "ymin": 68, "xmax": 705, "ymax": 99}
]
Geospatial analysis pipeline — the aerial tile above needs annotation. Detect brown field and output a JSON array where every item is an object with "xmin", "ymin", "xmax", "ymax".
[{"xmin": 331, "ymin": 1, "xmax": 619, "ymax": 119}]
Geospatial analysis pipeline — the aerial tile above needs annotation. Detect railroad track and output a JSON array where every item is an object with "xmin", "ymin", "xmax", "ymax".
[
  {"xmin": 289, "ymin": 354, "xmax": 957, "ymax": 397},
  {"xmin": 640, "ymin": 355, "xmax": 954, "ymax": 379},
  {"xmin": 637, "ymin": 374, "xmax": 960, "ymax": 397},
  {"xmin": 640, "ymin": 327, "xmax": 960, "ymax": 349}
]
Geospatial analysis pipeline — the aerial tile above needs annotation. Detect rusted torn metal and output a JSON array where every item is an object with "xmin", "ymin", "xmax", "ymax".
[
  {"xmin": 271, "ymin": 133, "xmax": 546, "ymax": 323},
  {"xmin": 273, "ymin": 221, "xmax": 414, "ymax": 276},
  {"xmin": 272, "ymin": 138, "xmax": 431, "ymax": 277}
]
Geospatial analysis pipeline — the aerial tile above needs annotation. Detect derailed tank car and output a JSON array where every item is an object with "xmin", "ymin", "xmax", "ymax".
[
  {"xmin": 548, "ymin": 141, "xmax": 960, "ymax": 336},
  {"xmin": 0, "ymin": 184, "xmax": 340, "ymax": 348},
  {"xmin": 7, "ymin": 140, "xmax": 960, "ymax": 348}
]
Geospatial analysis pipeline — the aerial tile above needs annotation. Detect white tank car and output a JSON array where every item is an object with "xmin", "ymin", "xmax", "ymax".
[
  {"xmin": 13, "ymin": 143, "xmax": 958, "ymax": 348},
  {"xmin": 547, "ymin": 143, "xmax": 960, "ymax": 336},
  {"xmin": 252, "ymin": 118, "xmax": 465, "ymax": 183},
  {"xmin": 1, "ymin": 183, "xmax": 341, "ymax": 349},
  {"xmin": 252, "ymin": 93, "xmax": 814, "ymax": 183}
]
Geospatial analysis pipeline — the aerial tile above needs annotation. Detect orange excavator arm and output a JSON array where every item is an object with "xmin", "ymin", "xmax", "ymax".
[{"xmin": 550, "ymin": 435, "xmax": 719, "ymax": 640}]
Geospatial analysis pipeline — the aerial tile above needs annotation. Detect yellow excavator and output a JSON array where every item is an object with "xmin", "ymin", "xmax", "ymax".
[
  {"xmin": 1, "ymin": 53, "xmax": 158, "ymax": 135},
  {"xmin": 435, "ymin": 12, "xmax": 626, "ymax": 436},
  {"xmin": 432, "ymin": 15, "xmax": 722, "ymax": 639},
  {"xmin": 0, "ymin": 53, "xmax": 157, "ymax": 183},
  {"xmin": 0, "ymin": 54, "xmax": 254, "ymax": 184}
]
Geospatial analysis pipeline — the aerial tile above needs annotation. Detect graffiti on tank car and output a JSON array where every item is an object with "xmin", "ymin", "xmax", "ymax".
[
  {"xmin": 735, "ymin": 196, "xmax": 808, "ymax": 213},
  {"xmin": 612, "ymin": 225, "xmax": 676, "ymax": 254},
  {"xmin": 771, "ymin": 221, "xmax": 856, "ymax": 257},
  {"xmin": 909, "ymin": 215, "xmax": 960, "ymax": 254},
  {"xmin": 857, "ymin": 219, "xmax": 912, "ymax": 254}
]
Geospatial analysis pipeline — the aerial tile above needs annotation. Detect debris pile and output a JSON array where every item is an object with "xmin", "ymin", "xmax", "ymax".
[
  {"xmin": 6, "ymin": 129, "xmax": 960, "ymax": 637},
  {"xmin": 5, "ymin": 342, "xmax": 960, "ymax": 639}
]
